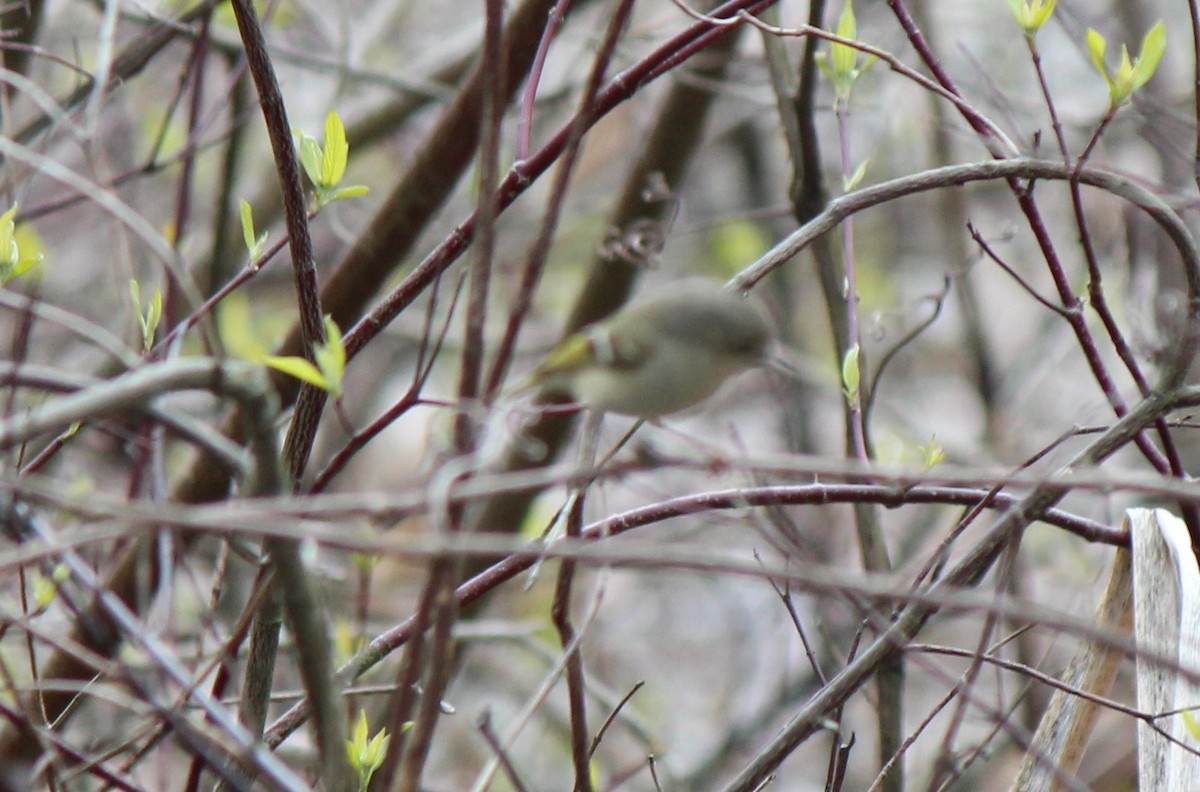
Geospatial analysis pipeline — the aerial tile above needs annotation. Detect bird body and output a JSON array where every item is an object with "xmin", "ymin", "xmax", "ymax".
[{"xmin": 532, "ymin": 281, "xmax": 771, "ymax": 416}]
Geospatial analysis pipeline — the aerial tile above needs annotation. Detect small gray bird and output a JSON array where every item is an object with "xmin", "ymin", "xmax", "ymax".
[{"xmin": 531, "ymin": 280, "xmax": 773, "ymax": 416}]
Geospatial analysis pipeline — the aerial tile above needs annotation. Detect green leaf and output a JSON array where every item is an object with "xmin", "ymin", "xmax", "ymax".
[
  {"xmin": 265, "ymin": 316, "xmax": 346, "ymax": 397},
  {"xmin": 830, "ymin": 1, "xmax": 858, "ymax": 82},
  {"xmin": 264, "ymin": 355, "xmax": 330, "ymax": 390},
  {"xmin": 218, "ymin": 290, "xmax": 281, "ymax": 362},
  {"xmin": 820, "ymin": 0, "xmax": 873, "ymax": 106},
  {"xmin": 321, "ymin": 110, "xmax": 349, "ymax": 187},
  {"xmin": 1007, "ymin": 0, "xmax": 1055, "ymax": 36},
  {"xmin": 346, "ymin": 709, "xmax": 389, "ymax": 792},
  {"xmin": 349, "ymin": 709, "xmax": 369, "ymax": 749},
  {"xmin": 843, "ymin": 159, "xmax": 870, "ymax": 191},
  {"xmin": 1114, "ymin": 45, "xmax": 1134, "ymax": 100},
  {"xmin": 334, "ymin": 620, "xmax": 364, "ymax": 664},
  {"xmin": 0, "ymin": 204, "xmax": 40, "ymax": 285},
  {"xmin": 240, "ymin": 199, "xmax": 256, "ymax": 253},
  {"xmin": 1087, "ymin": 21, "xmax": 1166, "ymax": 106},
  {"xmin": 918, "ymin": 435, "xmax": 946, "ymax": 469},
  {"xmin": 295, "ymin": 129, "xmax": 323, "ymax": 186},
  {"xmin": 1086, "ymin": 28, "xmax": 1109, "ymax": 82},
  {"xmin": 293, "ymin": 110, "xmax": 370, "ymax": 207},
  {"xmin": 240, "ymin": 199, "xmax": 268, "ymax": 258},
  {"xmin": 147, "ymin": 288, "xmax": 163, "ymax": 338},
  {"xmin": 9, "ymin": 222, "xmax": 45, "ymax": 282},
  {"xmin": 1131, "ymin": 20, "xmax": 1166, "ymax": 91},
  {"xmin": 32, "ymin": 563, "xmax": 70, "ymax": 608},
  {"xmin": 32, "ymin": 571, "xmax": 58, "ymax": 609},
  {"xmin": 708, "ymin": 219, "xmax": 769, "ymax": 277},
  {"xmin": 326, "ymin": 185, "xmax": 370, "ymax": 202},
  {"xmin": 815, "ymin": 51, "xmax": 833, "ymax": 82},
  {"xmin": 0, "ymin": 204, "xmax": 18, "ymax": 268},
  {"xmin": 130, "ymin": 279, "xmax": 163, "ymax": 351},
  {"xmin": 1184, "ymin": 709, "xmax": 1200, "ymax": 739},
  {"xmin": 5, "ymin": 255, "xmax": 38, "ymax": 282},
  {"xmin": 841, "ymin": 344, "xmax": 861, "ymax": 401},
  {"xmin": 312, "ymin": 315, "xmax": 346, "ymax": 398}
]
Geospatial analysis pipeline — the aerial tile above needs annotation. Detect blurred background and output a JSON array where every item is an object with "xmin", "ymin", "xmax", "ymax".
[{"xmin": 1, "ymin": 0, "xmax": 1194, "ymax": 789}]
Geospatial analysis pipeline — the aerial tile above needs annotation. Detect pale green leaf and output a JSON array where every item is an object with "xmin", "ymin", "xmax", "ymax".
[
  {"xmin": 6, "ymin": 254, "xmax": 39, "ymax": 281},
  {"xmin": 9, "ymin": 222, "xmax": 45, "ymax": 281},
  {"xmin": 32, "ymin": 572, "xmax": 57, "ymax": 609},
  {"xmin": 1117, "ymin": 44, "xmax": 1133, "ymax": 78},
  {"xmin": 346, "ymin": 709, "xmax": 389, "ymax": 791},
  {"xmin": 841, "ymin": 344, "xmax": 861, "ymax": 399},
  {"xmin": 1007, "ymin": 0, "xmax": 1055, "ymax": 35},
  {"xmin": 296, "ymin": 131, "xmax": 323, "ymax": 186},
  {"xmin": 351, "ymin": 552, "xmax": 378, "ymax": 574},
  {"xmin": 151, "ymin": 287, "xmax": 163, "ymax": 320},
  {"xmin": 1032, "ymin": 0, "xmax": 1056, "ymax": 30},
  {"xmin": 1086, "ymin": 28, "xmax": 1108, "ymax": 80},
  {"xmin": 844, "ymin": 159, "xmax": 870, "ymax": 191},
  {"xmin": 130, "ymin": 279, "xmax": 162, "ymax": 350},
  {"xmin": 240, "ymin": 199, "xmax": 256, "ymax": 253},
  {"xmin": 918, "ymin": 435, "xmax": 946, "ymax": 469},
  {"xmin": 709, "ymin": 219, "xmax": 769, "ymax": 277},
  {"xmin": 334, "ymin": 620, "xmax": 358, "ymax": 663},
  {"xmin": 240, "ymin": 199, "xmax": 268, "ymax": 257},
  {"xmin": 0, "ymin": 204, "xmax": 17, "ymax": 267},
  {"xmin": 326, "ymin": 185, "xmax": 370, "ymax": 203},
  {"xmin": 146, "ymin": 287, "xmax": 163, "ymax": 338},
  {"xmin": 1, "ymin": 203, "xmax": 43, "ymax": 285},
  {"xmin": 350, "ymin": 710, "xmax": 369, "ymax": 749},
  {"xmin": 1110, "ymin": 44, "xmax": 1135, "ymax": 103},
  {"xmin": 264, "ymin": 355, "xmax": 330, "ymax": 390},
  {"xmin": 313, "ymin": 315, "xmax": 345, "ymax": 398},
  {"xmin": 1184, "ymin": 709, "xmax": 1200, "ymax": 739},
  {"xmin": 321, "ymin": 110, "xmax": 349, "ymax": 187},
  {"xmin": 366, "ymin": 730, "xmax": 389, "ymax": 763},
  {"xmin": 814, "ymin": 51, "xmax": 833, "ymax": 81},
  {"xmin": 1131, "ymin": 20, "xmax": 1166, "ymax": 90},
  {"xmin": 830, "ymin": 1, "xmax": 858, "ymax": 80}
]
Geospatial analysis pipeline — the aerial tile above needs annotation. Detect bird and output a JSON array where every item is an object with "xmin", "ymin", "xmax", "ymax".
[{"xmin": 529, "ymin": 280, "xmax": 773, "ymax": 417}]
